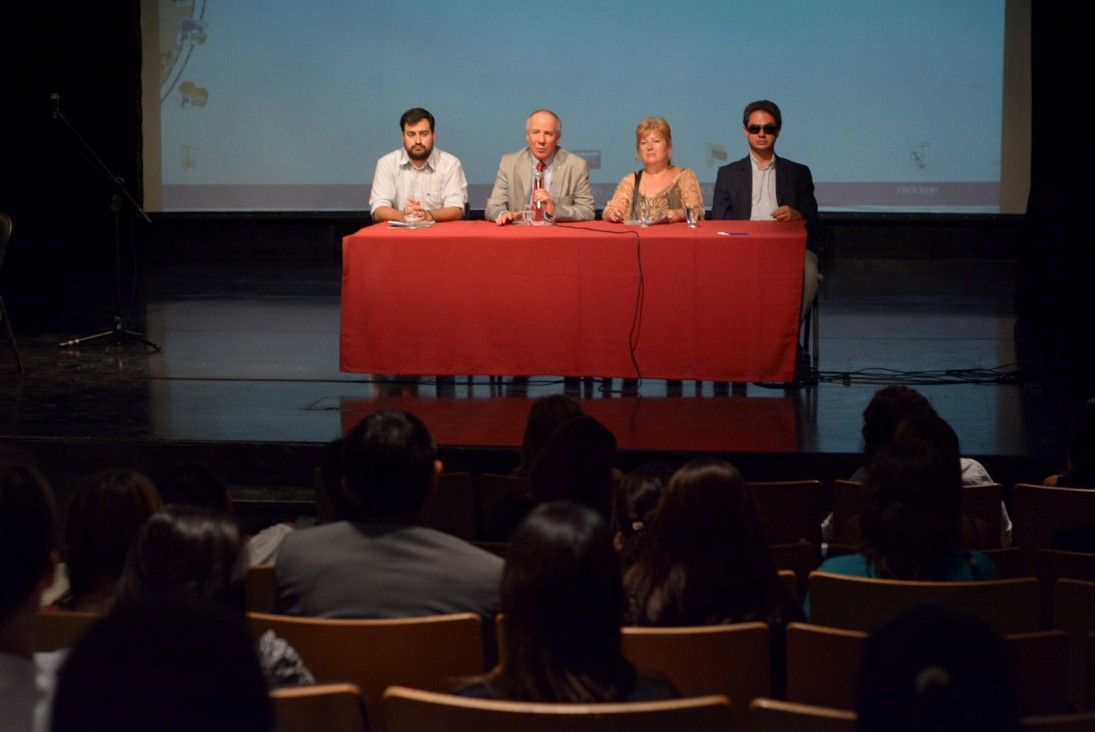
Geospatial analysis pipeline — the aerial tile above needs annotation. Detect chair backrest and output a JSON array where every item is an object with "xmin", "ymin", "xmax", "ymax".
[
  {"xmin": 35, "ymin": 609, "xmax": 103, "ymax": 652},
  {"xmin": 426, "ymin": 472, "xmax": 477, "ymax": 541},
  {"xmin": 1008, "ymin": 631, "xmax": 1072, "ymax": 716},
  {"xmin": 383, "ymin": 685, "xmax": 734, "ymax": 732},
  {"xmin": 830, "ymin": 480, "xmax": 867, "ymax": 547},
  {"xmin": 270, "ymin": 683, "xmax": 369, "ymax": 732},
  {"xmin": 832, "ymin": 480, "xmax": 1005, "ymax": 550},
  {"xmin": 960, "ymin": 483, "xmax": 1005, "ymax": 549},
  {"xmin": 747, "ymin": 480, "xmax": 827, "ymax": 545},
  {"xmin": 244, "ymin": 563, "xmax": 277, "ymax": 613},
  {"xmin": 621, "ymin": 621, "xmax": 769, "ymax": 732},
  {"xmin": 777, "ymin": 569, "xmax": 799, "ymax": 603},
  {"xmin": 1013, "ymin": 483, "xmax": 1095, "ymax": 552},
  {"xmin": 1053, "ymin": 579, "xmax": 1095, "ymax": 711},
  {"xmin": 1084, "ymin": 633, "xmax": 1095, "ymax": 713},
  {"xmin": 785, "ymin": 622, "xmax": 1069, "ymax": 717},
  {"xmin": 769, "ymin": 541, "xmax": 822, "ymax": 602},
  {"xmin": 1034, "ymin": 549, "xmax": 1095, "ymax": 627},
  {"xmin": 785, "ymin": 622, "xmax": 866, "ymax": 710},
  {"xmin": 808, "ymin": 571, "xmax": 1040, "ymax": 634},
  {"xmin": 748, "ymin": 697, "xmax": 856, "ymax": 732},
  {"xmin": 788, "ymin": 622, "xmax": 1068, "ymax": 718},
  {"xmin": 248, "ymin": 611, "xmax": 485, "ymax": 732},
  {"xmin": 478, "ymin": 473, "xmax": 530, "ymax": 541},
  {"xmin": 1016, "ymin": 711, "xmax": 1095, "ymax": 732},
  {"xmin": 982, "ymin": 547, "xmax": 1028, "ymax": 579}
]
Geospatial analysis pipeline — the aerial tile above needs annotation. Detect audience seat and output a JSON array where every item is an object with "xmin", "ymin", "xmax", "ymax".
[
  {"xmin": 621, "ymin": 621, "xmax": 769, "ymax": 732},
  {"xmin": 1053, "ymin": 579, "xmax": 1095, "ymax": 711},
  {"xmin": 747, "ymin": 480, "xmax": 827, "ymax": 545},
  {"xmin": 245, "ymin": 563, "xmax": 276, "ymax": 613},
  {"xmin": 426, "ymin": 472, "xmax": 477, "ymax": 541},
  {"xmin": 248, "ymin": 611, "xmax": 485, "ymax": 731},
  {"xmin": 769, "ymin": 541, "xmax": 822, "ymax": 601},
  {"xmin": 747, "ymin": 698, "xmax": 856, "ymax": 732},
  {"xmin": 1033, "ymin": 549, "xmax": 1095, "ymax": 627},
  {"xmin": 270, "ymin": 683, "xmax": 369, "ymax": 732},
  {"xmin": 383, "ymin": 685, "xmax": 734, "ymax": 732},
  {"xmin": 1013, "ymin": 483, "xmax": 1095, "ymax": 553},
  {"xmin": 35, "ymin": 608, "xmax": 102, "ymax": 652},
  {"xmin": 807, "ymin": 571, "xmax": 1040, "ymax": 634},
  {"xmin": 786, "ymin": 621, "xmax": 1069, "ymax": 716}
]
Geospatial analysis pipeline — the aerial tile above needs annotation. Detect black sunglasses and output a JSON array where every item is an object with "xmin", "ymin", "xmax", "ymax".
[{"xmin": 746, "ymin": 124, "xmax": 779, "ymax": 135}]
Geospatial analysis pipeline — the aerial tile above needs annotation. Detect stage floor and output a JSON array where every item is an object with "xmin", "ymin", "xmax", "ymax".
[{"xmin": 0, "ymin": 252, "xmax": 1071, "ymax": 492}]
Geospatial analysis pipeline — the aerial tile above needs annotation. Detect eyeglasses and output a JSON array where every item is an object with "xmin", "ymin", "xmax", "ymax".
[{"xmin": 746, "ymin": 124, "xmax": 779, "ymax": 135}]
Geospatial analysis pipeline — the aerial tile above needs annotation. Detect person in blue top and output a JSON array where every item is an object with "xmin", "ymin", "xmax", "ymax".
[{"xmin": 809, "ymin": 440, "xmax": 997, "ymax": 618}]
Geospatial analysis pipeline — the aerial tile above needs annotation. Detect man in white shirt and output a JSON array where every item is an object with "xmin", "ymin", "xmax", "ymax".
[
  {"xmin": 369, "ymin": 107, "xmax": 468, "ymax": 224},
  {"xmin": 0, "ymin": 451, "xmax": 59, "ymax": 732}
]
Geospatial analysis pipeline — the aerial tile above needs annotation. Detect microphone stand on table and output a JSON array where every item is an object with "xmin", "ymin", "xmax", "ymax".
[{"xmin": 51, "ymin": 93, "xmax": 161, "ymax": 352}]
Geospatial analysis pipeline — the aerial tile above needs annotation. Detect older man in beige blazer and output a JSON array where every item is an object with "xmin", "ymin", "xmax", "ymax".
[{"xmin": 486, "ymin": 109, "xmax": 595, "ymax": 224}]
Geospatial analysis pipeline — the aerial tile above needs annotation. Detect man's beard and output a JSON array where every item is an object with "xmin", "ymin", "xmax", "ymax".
[{"xmin": 407, "ymin": 145, "xmax": 431, "ymax": 162}]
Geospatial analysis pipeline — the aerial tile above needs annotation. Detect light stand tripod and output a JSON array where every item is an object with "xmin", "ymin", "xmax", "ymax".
[{"xmin": 52, "ymin": 93, "xmax": 161, "ymax": 352}]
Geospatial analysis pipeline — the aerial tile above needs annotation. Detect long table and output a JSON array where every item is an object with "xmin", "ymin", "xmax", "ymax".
[{"xmin": 340, "ymin": 220, "xmax": 805, "ymax": 382}]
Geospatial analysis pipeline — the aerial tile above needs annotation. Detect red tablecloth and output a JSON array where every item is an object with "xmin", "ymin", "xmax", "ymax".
[{"xmin": 340, "ymin": 220, "xmax": 805, "ymax": 382}]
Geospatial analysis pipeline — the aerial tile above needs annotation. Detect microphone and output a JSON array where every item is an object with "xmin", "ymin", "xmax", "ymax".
[
  {"xmin": 50, "ymin": 93, "xmax": 60, "ymax": 120},
  {"xmin": 534, "ymin": 168, "xmax": 542, "ymax": 210}
]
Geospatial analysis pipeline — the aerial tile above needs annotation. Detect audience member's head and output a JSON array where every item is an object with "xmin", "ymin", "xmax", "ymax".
[
  {"xmin": 610, "ymin": 462, "xmax": 672, "ymax": 571},
  {"xmin": 855, "ymin": 604, "xmax": 1015, "ymax": 732},
  {"xmin": 116, "ymin": 505, "xmax": 249, "ymax": 613},
  {"xmin": 894, "ymin": 412, "xmax": 964, "ymax": 489},
  {"xmin": 529, "ymin": 415, "xmax": 616, "ymax": 520},
  {"xmin": 0, "ymin": 451, "xmax": 56, "ymax": 653},
  {"xmin": 61, "ymin": 468, "xmax": 162, "ymax": 612},
  {"xmin": 516, "ymin": 395, "xmax": 584, "ymax": 477},
  {"xmin": 155, "ymin": 462, "xmax": 232, "ymax": 512},
  {"xmin": 625, "ymin": 456, "xmax": 796, "ymax": 626},
  {"xmin": 861, "ymin": 386, "xmax": 936, "ymax": 466},
  {"xmin": 491, "ymin": 501, "xmax": 635, "ymax": 702},
  {"xmin": 861, "ymin": 440, "xmax": 962, "ymax": 580},
  {"xmin": 52, "ymin": 598, "xmax": 273, "ymax": 732},
  {"xmin": 341, "ymin": 409, "xmax": 440, "ymax": 521}
]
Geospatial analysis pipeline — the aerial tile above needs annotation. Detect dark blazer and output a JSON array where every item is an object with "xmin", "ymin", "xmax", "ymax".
[{"xmin": 711, "ymin": 155, "xmax": 822, "ymax": 253}]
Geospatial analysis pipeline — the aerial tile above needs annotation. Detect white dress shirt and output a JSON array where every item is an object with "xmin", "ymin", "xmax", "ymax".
[{"xmin": 369, "ymin": 147, "xmax": 467, "ymax": 215}]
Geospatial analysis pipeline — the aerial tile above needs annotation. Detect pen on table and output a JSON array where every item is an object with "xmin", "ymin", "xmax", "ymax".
[{"xmin": 717, "ymin": 231, "xmax": 749, "ymax": 236}]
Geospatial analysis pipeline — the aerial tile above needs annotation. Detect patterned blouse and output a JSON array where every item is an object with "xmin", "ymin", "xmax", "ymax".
[{"xmin": 603, "ymin": 168, "xmax": 705, "ymax": 222}]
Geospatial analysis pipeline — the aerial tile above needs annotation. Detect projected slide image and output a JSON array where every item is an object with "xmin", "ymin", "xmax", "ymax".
[{"xmin": 148, "ymin": 0, "xmax": 1012, "ymax": 213}]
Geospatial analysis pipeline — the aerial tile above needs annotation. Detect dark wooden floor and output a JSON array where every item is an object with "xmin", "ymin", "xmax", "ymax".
[{"xmin": 0, "ymin": 250, "xmax": 1075, "ymax": 508}]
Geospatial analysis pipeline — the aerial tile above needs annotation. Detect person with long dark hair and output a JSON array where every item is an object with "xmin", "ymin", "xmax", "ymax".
[
  {"xmin": 54, "ymin": 469, "xmax": 162, "ymax": 613},
  {"xmin": 624, "ymin": 457, "xmax": 800, "ymax": 627},
  {"xmin": 610, "ymin": 463, "xmax": 672, "ymax": 572},
  {"xmin": 457, "ymin": 502, "xmax": 677, "ymax": 702},
  {"xmin": 117, "ymin": 505, "xmax": 313, "ymax": 686},
  {"xmin": 816, "ymin": 440, "xmax": 998, "ymax": 583}
]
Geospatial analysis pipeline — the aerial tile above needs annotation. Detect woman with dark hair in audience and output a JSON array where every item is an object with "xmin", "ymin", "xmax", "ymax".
[
  {"xmin": 529, "ymin": 415, "xmax": 617, "ymax": 520},
  {"xmin": 1044, "ymin": 397, "xmax": 1095, "ymax": 488},
  {"xmin": 855, "ymin": 604, "xmax": 1015, "ymax": 732},
  {"xmin": 815, "ymin": 440, "xmax": 998, "ymax": 585},
  {"xmin": 116, "ymin": 505, "xmax": 314, "ymax": 686},
  {"xmin": 53, "ymin": 469, "xmax": 162, "ymax": 613},
  {"xmin": 894, "ymin": 412, "xmax": 1011, "ymax": 547},
  {"xmin": 456, "ymin": 501, "xmax": 677, "ymax": 702},
  {"xmin": 514, "ymin": 395, "xmax": 584, "ymax": 478},
  {"xmin": 52, "ymin": 598, "xmax": 274, "ymax": 732},
  {"xmin": 624, "ymin": 457, "xmax": 800, "ymax": 628},
  {"xmin": 611, "ymin": 463, "xmax": 672, "ymax": 572}
]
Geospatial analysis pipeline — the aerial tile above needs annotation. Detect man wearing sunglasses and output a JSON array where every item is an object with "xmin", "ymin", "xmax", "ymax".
[{"xmin": 712, "ymin": 100, "xmax": 821, "ymax": 378}]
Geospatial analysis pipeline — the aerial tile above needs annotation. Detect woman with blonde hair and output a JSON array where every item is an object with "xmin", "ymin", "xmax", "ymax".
[{"xmin": 602, "ymin": 118, "xmax": 704, "ymax": 225}]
